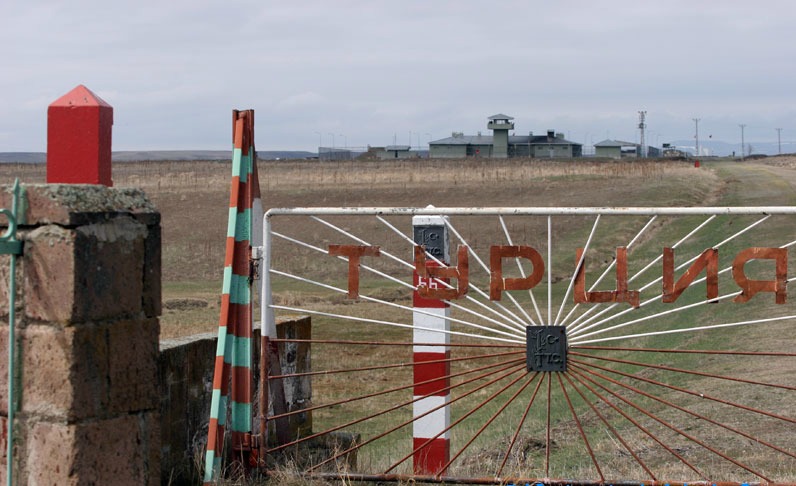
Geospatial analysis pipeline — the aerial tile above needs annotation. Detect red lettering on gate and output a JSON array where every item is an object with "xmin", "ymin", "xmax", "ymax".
[
  {"xmin": 663, "ymin": 248, "xmax": 719, "ymax": 303},
  {"xmin": 327, "ymin": 244, "xmax": 788, "ymax": 304},
  {"xmin": 732, "ymin": 247, "xmax": 788, "ymax": 304},
  {"xmin": 489, "ymin": 246, "xmax": 545, "ymax": 301},
  {"xmin": 574, "ymin": 247, "xmax": 640, "ymax": 307},
  {"xmin": 414, "ymin": 245, "xmax": 469, "ymax": 301},
  {"xmin": 327, "ymin": 245, "xmax": 380, "ymax": 298}
]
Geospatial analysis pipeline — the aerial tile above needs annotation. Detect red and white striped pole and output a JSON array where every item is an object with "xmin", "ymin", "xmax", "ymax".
[{"xmin": 412, "ymin": 214, "xmax": 451, "ymax": 475}]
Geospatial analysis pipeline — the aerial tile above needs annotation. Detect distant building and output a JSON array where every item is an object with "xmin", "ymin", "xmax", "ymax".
[
  {"xmin": 594, "ymin": 140, "xmax": 641, "ymax": 159},
  {"xmin": 429, "ymin": 114, "xmax": 582, "ymax": 159},
  {"xmin": 594, "ymin": 140, "xmax": 662, "ymax": 159},
  {"xmin": 377, "ymin": 145, "xmax": 414, "ymax": 160}
]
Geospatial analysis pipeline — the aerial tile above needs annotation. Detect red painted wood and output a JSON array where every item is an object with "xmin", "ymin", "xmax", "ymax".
[{"xmin": 47, "ymin": 85, "xmax": 113, "ymax": 186}]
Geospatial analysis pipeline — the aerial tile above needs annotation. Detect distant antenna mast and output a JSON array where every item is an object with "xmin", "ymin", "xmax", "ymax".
[
  {"xmin": 693, "ymin": 118, "xmax": 701, "ymax": 157},
  {"xmin": 638, "ymin": 111, "xmax": 647, "ymax": 158}
]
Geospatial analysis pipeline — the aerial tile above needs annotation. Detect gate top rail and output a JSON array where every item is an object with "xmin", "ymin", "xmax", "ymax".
[{"xmin": 265, "ymin": 206, "xmax": 796, "ymax": 217}]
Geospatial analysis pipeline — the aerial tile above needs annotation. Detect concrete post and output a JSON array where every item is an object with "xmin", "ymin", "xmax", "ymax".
[
  {"xmin": 0, "ymin": 184, "xmax": 160, "ymax": 485},
  {"xmin": 47, "ymin": 85, "xmax": 114, "ymax": 186},
  {"xmin": 411, "ymin": 214, "xmax": 451, "ymax": 475}
]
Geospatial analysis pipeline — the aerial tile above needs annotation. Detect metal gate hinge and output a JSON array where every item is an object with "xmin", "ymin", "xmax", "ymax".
[{"xmin": 250, "ymin": 246, "xmax": 263, "ymax": 282}]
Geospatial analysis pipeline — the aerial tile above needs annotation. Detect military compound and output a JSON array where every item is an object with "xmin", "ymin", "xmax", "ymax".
[{"xmin": 428, "ymin": 114, "xmax": 583, "ymax": 159}]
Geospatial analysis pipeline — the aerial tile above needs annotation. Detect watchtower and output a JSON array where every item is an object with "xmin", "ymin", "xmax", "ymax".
[{"xmin": 487, "ymin": 113, "xmax": 514, "ymax": 158}]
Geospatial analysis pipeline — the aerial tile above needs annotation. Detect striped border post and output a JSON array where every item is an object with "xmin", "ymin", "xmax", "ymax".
[
  {"xmin": 412, "ymin": 214, "xmax": 451, "ymax": 475},
  {"xmin": 204, "ymin": 110, "xmax": 259, "ymax": 484}
]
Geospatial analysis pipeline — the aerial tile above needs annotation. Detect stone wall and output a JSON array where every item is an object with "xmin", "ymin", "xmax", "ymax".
[
  {"xmin": 0, "ymin": 183, "xmax": 313, "ymax": 485},
  {"xmin": 158, "ymin": 316, "xmax": 311, "ymax": 485},
  {"xmin": 0, "ymin": 184, "xmax": 161, "ymax": 485}
]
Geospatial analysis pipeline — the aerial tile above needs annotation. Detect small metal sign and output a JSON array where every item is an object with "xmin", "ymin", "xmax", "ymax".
[
  {"xmin": 413, "ymin": 225, "xmax": 447, "ymax": 259},
  {"xmin": 526, "ymin": 326, "xmax": 567, "ymax": 372}
]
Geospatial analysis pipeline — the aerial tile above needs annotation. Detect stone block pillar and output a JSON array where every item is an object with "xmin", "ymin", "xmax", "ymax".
[{"xmin": 0, "ymin": 184, "xmax": 161, "ymax": 485}]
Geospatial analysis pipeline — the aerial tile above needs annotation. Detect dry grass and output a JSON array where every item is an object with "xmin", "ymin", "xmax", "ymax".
[{"xmin": 0, "ymin": 158, "xmax": 719, "ymax": 338}]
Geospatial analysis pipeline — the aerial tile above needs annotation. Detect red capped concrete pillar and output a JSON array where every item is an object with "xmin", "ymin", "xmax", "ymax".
[{"xmin": 47, "ymin": 85, "xmax": 113, "ymax": 186}]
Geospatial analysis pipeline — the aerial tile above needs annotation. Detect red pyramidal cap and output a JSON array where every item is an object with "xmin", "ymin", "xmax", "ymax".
[
  {"xmin": 47, "ymin": 84, "xmax": 113, "ymax": 186},
  {"xmin": 49, "ymin": 84, "xmax": 112, "ymax": 108}
]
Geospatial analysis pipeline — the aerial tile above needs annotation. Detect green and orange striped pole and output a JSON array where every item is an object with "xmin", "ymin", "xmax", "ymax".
[{"xmin": 204, "ymin": 110, "xmax": 259, "ymax": 484}]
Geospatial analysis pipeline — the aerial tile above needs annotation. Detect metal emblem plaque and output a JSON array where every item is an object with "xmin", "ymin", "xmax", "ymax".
[
  {"xmin": 413, "ymin": 225, "xmax": 447, "ymax": 259},
  {"xmin": 526, "ymin": 326, "xmax": 567, "ymax": 372}
]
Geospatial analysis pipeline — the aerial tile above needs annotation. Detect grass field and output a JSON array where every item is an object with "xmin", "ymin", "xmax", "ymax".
[
  {"xmin": 4, "ymin": 157, "xmax": 796, "ymax": 483},
  {"xmin": 0, "ymin": 157, "xmax": 728, "ymax": 338}
]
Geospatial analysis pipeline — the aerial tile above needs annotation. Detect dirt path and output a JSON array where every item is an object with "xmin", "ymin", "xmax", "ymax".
[{"xmin": 705, "ymin": 159, "xmax": 796, "ymax": 206}]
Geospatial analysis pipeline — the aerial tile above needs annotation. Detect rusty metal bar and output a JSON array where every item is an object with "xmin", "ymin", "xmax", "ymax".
[
  {"xmin": 573, "ymin": 360, "xmax": 796, "ymax": 462},
  {"xmin": 439, "ymin": 372, "xmax": 540, "ymax": 473},
  {"xmin": 568, "ymin": 366, "xmax": 707, "ymax": 480},
  {"xmin": 287, "ymin": 471, "xmax": 778, "ymax": 486},
  {"xmin": 570, "ymin": 361, "xmax": 772, "ymax": 481},
  {"xmin": 572, "ymin": 345, "xmax": 796, "ymax": 356},
  {"xmin": 267, "ymin": 359, "xmax": 525, "ymax": 455},
  {"xmin": 257, "ymin": 335, "xmax": 268, "ymax": 462},
  {"xmin": 570, "ymin": 351, "xmax": 796, "ymax": 391},
  {"xmin": 496, "ymin": 371, "xmax": 545, "ymax": 476},
  {"xmin": 556, "ymin": 373, "xmax": 604, "ymax": 482},
  {"xmin": 383, "ymin": 366, "xmax": 531, "ymax": 475},
  {"xmin": 306, "ymin": 362, "xmax": 527, "ymax": 472},
  {"xmin": 572, "ymin": 358, "xmax": 796, "ymax": 425},
  {"xmin": 269, "ymin": 349, "xmax": 522, "ymax": 380},
  {"xmin": 562, "ymin": 372, "xmax": 656, "ymax": 480},
  {"xmin": 544, "ymin": 372, "xmax": 552, "ymax": 478},
  {"xmin": 268, "ymin": 355, "xmax": 525, "ymax": 421}
]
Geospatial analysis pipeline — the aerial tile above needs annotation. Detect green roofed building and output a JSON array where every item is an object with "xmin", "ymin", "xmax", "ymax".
[{"xmin": 429, "ymin": 114, "xmax": 582, "ymax": 159}]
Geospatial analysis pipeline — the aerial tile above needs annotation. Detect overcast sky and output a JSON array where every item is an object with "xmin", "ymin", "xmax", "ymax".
[{"xmin": 2, "ymin": 1, "xmax": 795, "ymax": 153}]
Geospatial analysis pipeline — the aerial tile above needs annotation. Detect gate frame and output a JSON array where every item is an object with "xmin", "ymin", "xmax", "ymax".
[{"xmin": 258, "ymin": 205, "xmax": 796, "ymax": 486}]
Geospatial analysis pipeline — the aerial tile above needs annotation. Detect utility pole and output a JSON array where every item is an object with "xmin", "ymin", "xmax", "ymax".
[
  {"xmin": 739, "ymin": 124, "xmax": 746, "ymax": 160},
  {"xmin": 776, "ymin": 128, "xmax": 783, "ymax": 155},
  {"xmin": 638, "ymin": 111, "xmax": 647, "ymax": 158},
  {"xmin": 692, "ymin": 118, "xmax": 701, "ymax": 157}
]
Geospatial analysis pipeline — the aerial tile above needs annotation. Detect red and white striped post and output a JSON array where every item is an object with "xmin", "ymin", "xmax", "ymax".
[{"xmin": 412, "ymin": 214, "xmax": 451, "ymax": 475}]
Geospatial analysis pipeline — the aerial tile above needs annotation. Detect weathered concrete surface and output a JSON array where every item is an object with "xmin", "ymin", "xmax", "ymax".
[
  {"xmin": 158, "ymin": 332, "xmax": 216, "ymax": 486},
  {"xmin": 0, "ymin": 184, "xmax": 157, "ymax": 227},
  {"xmin": 0, "ymin": 183, "xmax": 161, "ymax": 485},
  {"xmin": 158, "ymin": 316, "xmax": 312, "ymax": 486}
]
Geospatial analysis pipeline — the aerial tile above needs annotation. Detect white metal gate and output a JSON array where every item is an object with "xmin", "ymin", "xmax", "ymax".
[{"xmin": 259, "ymin": 206, "xmax": 796, "ymax": 485}]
